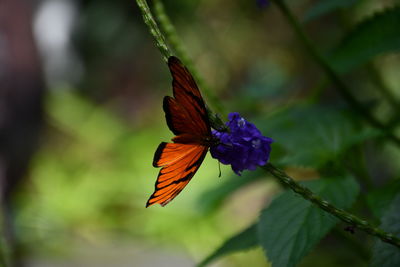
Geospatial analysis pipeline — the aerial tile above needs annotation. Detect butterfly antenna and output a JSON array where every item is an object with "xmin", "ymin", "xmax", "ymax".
[{"xmin": 218, "ymin": 161, "xmax": 222, "ymax": 178}]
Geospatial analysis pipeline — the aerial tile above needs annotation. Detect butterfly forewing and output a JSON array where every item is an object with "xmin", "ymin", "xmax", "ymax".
[
  {"xmin": 166, "ymin": 57, "xmax": 211, "ymax": 136},
  {"xmin": 163, "ymin": 96, "xmax": 200, "ymax": 136}
]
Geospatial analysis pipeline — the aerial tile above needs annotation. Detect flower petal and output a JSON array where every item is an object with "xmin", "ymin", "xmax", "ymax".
[{"xmin": 211, "ymin": 112, "xmax": 273, "ymax": 175}]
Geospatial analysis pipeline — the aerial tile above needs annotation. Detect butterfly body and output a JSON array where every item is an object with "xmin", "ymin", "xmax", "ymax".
[
  {"xmin": 172, "ymin": 133, "xmax": 215, "ymax": 145},
  {"xmin": 146, "ymin": 56, "xmax": 213, "ymax": 207}
]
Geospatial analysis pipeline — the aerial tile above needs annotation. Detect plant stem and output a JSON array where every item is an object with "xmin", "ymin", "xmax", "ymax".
[
  {"xmin": 271, "ymin": 0, "xmax": 400, "ymax": 148},
  {"xmin": 263, "ymin": 163, "xmax": 400, "ymax": 249},
  {"xmin": 152, "ymin": 0, "xmax": 192, "ymax": 72},
  {"xmin": 152, "ymin": 0, "xmax": 225, "ymax": 115},
  {"xmin": 136, "ymin": 0, "xmax": 171, "ymax": 62}
]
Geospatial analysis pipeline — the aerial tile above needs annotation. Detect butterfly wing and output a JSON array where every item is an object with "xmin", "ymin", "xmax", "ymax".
[
  {"xmin": 146, "ymin": 142, "xmax": 208, "ymax": 207},
  {"xmin": 147, "ymin": 56, "xmax": 211, "ymax": 207},
  {"xmin": 164, "ymin": 56, "xmax": 211, "ymax": 136}
]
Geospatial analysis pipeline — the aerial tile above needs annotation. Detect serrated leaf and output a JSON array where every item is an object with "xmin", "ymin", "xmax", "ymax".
[
  {"xmin": 370, "ymin": 194, "xmax": 400, "ymax": 267},
  {"xmin": 258, "ymin": 175, "xmax": 359, "ymax": 267},
  {"xmin": 198, "ymin": 224, "xmax": 258, "ymax": 267},
  {"xmin": 330, "ymin": 7, "xmax": 400, "ymax": 73},
  {"xmin": 366, "ymin": 179, "xmax": 400, "ymax": 219},
  {"xmin": 304, "ymin": 0, "xmax": 359, "ymax": 22}
]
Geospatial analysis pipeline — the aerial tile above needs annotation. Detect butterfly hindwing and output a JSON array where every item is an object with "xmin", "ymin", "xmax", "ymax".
[{"xmin": 147, "ymin": 142, "xmax": 208, "ymax": 207}]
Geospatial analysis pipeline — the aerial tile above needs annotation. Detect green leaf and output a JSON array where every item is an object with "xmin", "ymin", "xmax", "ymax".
[
  {"xmin": 258, "ymin": 175, "xmax": 359, "ymax": 267},
  {"xmin": 330, "ymin": 7, "xmax": 400, "ymax": 73},
  {"xmin": 370, "ymin": 194, "xmax": 400, "ymax": 267},
  {"xmin": 198, "ymin": 224, "xmax": 258, "ymax": 267},
  {"xmin": 366, "ymin": 179, "xmax": 400, "ymax": 219},
  {"xmin": 256, "ymin": 104, "xmax": 381, "ymax": 168},
  {"xmin": 303, "ymin": 0, "xmax": 359, "ymax": 22}
]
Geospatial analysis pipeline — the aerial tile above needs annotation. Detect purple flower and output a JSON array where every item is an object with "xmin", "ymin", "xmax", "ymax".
[{"xmin": 210, "ymin": 112, "xmax": 273, "ymax": 175}]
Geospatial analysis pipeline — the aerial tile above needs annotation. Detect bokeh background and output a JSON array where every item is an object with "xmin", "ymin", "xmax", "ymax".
[{"xmin": 1, "ymin": 0, "xmax": 400, "ymax": 266}]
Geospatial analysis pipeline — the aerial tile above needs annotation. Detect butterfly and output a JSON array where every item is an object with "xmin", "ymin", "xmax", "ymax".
[{"xmin": 146, "ymin": 56, "xmax": 213, "ymax": 207}]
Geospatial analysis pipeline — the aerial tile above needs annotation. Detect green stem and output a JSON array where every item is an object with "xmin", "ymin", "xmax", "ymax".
[
  {"xmin": 271, "ymin": 0, "xmax": 400, "ymax": 148},
  {"xmin": 136, "ymin": 0, "xmax": 226, "ymax": 119},
  {"xmin": 152, "ymin": 0, "xmax": 192, "ymax": 71},
  {"xmin": 263, "ymin": 164, "xmax": 400, "ymax": 249},
  {"xmin": 136, "ymin": 0, "xmax": 172, "ymax": 62},
  {"xmin": 152, "ymin": 0, "xmax": 225, "ymax": 115}
]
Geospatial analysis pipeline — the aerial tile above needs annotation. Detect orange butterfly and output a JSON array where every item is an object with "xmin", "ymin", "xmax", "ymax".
[{"xmin": 146, "ymin": 56, "xmax": 213, "ymax": 207}]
